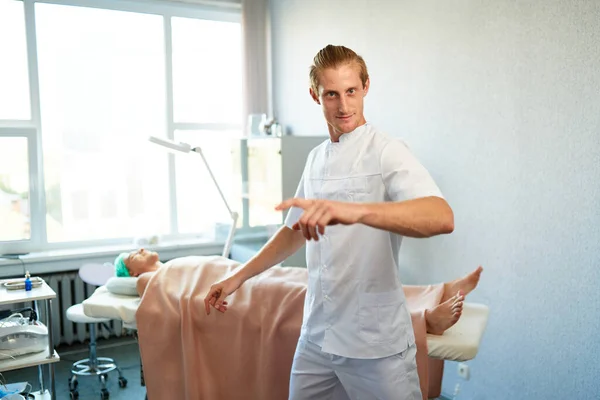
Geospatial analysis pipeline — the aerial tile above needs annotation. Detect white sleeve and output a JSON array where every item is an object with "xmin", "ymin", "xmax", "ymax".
[
  {"xmin": 380, "ymin": 139, "xmax": 444, "ymax": 202},
  {"xmin": 283, "ymin": 173, "xmax": 305, "ymax": 229}
]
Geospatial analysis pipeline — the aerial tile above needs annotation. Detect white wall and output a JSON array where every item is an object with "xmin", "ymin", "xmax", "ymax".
[{"xmin": 270, "ymin": 0, "xmax": 600, "ymax": 398}]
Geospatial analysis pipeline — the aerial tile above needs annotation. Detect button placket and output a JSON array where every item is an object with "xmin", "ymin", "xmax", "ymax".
[{"xmin": 321, "ymin": 262, "xmax": 331, "ymax": 331}]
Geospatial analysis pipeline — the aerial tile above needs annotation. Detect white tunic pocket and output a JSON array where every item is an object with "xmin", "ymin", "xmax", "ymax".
[
  {"xmin": 358, "ymin": 288, "xmax": 408, "ymax": 345},
  {"xmin": 343, "ymin": 175, "xmax": 369, "ymax": 201}
]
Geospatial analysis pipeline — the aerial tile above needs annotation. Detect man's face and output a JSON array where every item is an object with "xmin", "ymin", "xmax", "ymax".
[
  {"xmin": 125, "ymin": 248, "xmax": 159, "ymax": 277},
  {"xmin": 310, "ymin": 62, "xmax": 369, "ymax": 138}
]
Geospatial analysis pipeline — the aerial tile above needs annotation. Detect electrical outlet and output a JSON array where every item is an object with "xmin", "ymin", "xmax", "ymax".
[{"xmin": 457, "ymin": 362, "xmax": 470, "ymax": 380}]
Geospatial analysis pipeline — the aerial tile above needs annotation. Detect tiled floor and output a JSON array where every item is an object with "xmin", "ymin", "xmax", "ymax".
[{"xmin": 1, "ymin": 336, "xmax": 147, "ymax": 399}]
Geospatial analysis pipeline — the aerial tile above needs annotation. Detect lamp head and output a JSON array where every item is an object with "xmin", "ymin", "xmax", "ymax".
[{"xmin": 148, "ymin": 136, "xmax": 192, "ymax": 153}]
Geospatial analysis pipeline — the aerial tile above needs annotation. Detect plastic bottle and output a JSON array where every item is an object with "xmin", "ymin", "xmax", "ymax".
[{"xmin": 24, "ymin": 271, "xmax": 32, "ymax": 291}]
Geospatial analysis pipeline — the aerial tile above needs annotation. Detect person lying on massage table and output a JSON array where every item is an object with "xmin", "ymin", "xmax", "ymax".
[{"xmin": 114, "ymin": 248, "xmax": 483, "ymax": 336}]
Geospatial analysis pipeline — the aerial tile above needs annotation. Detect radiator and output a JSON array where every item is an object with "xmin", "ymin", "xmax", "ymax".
[{"xmin": 35, "ymin": 271, "xmax": 125, "ymax": 346}]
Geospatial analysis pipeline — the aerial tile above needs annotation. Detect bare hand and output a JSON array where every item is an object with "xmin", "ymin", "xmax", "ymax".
[
  {"xmin": 275, "ymin": 198, "xmax": 366, "ymax": 241},
  {"xmin": 203, "ymin": 275, "xmax": 242, "ymax": 315}
]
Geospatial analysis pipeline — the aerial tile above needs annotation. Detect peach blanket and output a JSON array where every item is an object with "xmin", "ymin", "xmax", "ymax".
[{"xmin": 135, "ymin": 256, "xmax": 444, "ymax": 400}]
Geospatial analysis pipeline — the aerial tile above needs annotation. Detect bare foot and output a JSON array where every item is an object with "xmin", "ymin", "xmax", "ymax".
[
  {"xmin": 441, "ymin": 266, "xmax": 483, "ymax": 303},
  {"xmin": 425, "ymin": 291, "xmax": 464, "ymax": 335}
]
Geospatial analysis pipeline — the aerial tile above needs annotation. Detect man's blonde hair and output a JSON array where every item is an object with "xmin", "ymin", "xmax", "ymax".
[{"xmin": 309, "ymin": 45, "xmax": 369, "ymax": 94}]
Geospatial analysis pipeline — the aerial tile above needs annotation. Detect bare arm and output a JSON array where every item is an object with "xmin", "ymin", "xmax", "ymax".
[
  {"xmin": 278, "ymin": 196, "xmax": 454, "ymax": 241},
  {"xmin": 357, "ymin": 196, "xmax": 454, "ymax": 238},
  {"xmin": 233, "ymin": 225, "xmax": 306, "ymax": 282},
  {"xmin": 204, "ymin": 225, "xmax": 305, "ymax": 314}
]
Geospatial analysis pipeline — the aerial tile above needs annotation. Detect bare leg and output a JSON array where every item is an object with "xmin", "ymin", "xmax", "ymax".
[
  {"xmin": 425, "ymin": 291, "xmax": 464, "ymax": 335},
  {"xmin": 440, "ymin": 266, "xmax": 483, "ymax": 303}
]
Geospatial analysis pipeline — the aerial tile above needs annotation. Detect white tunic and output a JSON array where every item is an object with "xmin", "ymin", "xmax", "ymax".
[{"xmin": 284, "ymin": 123, "xmax": 444, "ymax": 359}]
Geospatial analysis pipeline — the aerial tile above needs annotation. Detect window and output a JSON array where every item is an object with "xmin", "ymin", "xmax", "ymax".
[
  {"xmin": 0, "ymin": 0, "xmax": 31, "ymax": 120},
  {"xmin": 0, "ymin": 137, "xmax": 30, "ymax": 241},
  {"xmin": 0, "ymin": 0, "xmax": 247, "ymax": 254},
  {"xmin": 35, "ymin": 3, "xmax": 170, "ymax": 243}
]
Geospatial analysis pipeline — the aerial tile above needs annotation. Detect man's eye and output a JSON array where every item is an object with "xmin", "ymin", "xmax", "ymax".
[
  {"xmin": 348, "ymin": 89, "xmax": 355, "ymax": 94},
  {"xmin": 327, "ymin": 92, "xmax": 336, "ymax": 97}
]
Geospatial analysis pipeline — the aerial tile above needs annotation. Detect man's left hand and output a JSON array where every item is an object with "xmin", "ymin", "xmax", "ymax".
[{"xmin": 275, "ymin": 198, "xmax": 366, "ymax": 241}]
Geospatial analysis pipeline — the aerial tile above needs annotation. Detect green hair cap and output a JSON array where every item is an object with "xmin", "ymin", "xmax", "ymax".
[{"xmin": 114, "ymin": 253, "xmax": 130, "ymax": 277}]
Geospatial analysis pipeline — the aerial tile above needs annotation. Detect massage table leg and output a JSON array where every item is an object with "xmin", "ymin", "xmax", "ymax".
[
  {"xmin": 427, "ymin": 358, "xmax": 444, "ymax": 399},
  {"xmin": 130, "ymin": 329, "xmax": 148, "ymax": 400},
  {"xmin": 131, "ymin": 329, "xmax": 146, "ymax": 388}
]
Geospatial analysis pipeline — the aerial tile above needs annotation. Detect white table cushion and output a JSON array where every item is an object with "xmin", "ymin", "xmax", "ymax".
[
  {"xmin": 82, "ymin": 286, "xmax": 140, "ymax": 326},
  {"xmin": 426, "ymin": 302, "xmax": 490, "ymax": 361}
]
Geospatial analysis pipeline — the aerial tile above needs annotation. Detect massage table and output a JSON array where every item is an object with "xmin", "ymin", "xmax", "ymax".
[
  {"xmin": 82, "ymin": 285, "xmax": 489, "ymax": 362},
  {"xmin": 83, "ymin": 270, "xmax": 489, "ymax": 400}
]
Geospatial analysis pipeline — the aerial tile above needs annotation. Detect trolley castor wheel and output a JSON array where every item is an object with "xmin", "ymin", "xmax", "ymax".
[
  {"xmin": 70, "ymin": 390, "xmax": 79, "ymax": 400},
  {"xmin": 118, "ymin": 377, "xmax": 128, "ymax": 388},
  {"xmin": 68, "ymin": 376, "xmax": 79, "ymax": 390},
  {"xmin": 100, "ymin": 388, "xmax": 110, "ymax": 399}
]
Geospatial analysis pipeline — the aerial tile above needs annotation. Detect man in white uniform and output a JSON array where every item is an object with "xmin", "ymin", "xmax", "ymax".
[{"xmin": 204, "ymin": 45, "xmax": 454, "ymax": 399}]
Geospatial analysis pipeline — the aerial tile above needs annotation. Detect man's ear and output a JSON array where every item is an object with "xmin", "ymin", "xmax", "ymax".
[
  {"xmin": 309, "ymin": 87, "xmax": 320, "ymax": 105},
  {"xmin": 363, "ymin": 78, "xmax": 370, "ymax": 97}
]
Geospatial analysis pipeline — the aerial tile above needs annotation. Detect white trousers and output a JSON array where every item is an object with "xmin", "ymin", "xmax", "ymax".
[{"xmin": 289, "ymin": 338, "xmax": 422, "ymax": 400}]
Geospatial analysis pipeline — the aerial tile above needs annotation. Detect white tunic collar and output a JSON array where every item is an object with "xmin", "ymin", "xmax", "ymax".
[{"xmin": 329, "ymin": 122, "xmax": 369, "ymax": 146}]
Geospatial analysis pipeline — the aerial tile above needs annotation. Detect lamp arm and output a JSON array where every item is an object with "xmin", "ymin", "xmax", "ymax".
[{"xmin": 192, "ymin": 147, "xmax": 234, "ymax": 217}]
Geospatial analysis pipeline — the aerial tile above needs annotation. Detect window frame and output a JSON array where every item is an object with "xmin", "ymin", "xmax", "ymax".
[
  {"xmin": 0, "ymin": 0, "xmax": 266, "ymax": 256},
  {"xmin": 0, "ymin": 128, "xmax": 41, "ymax": 254}
]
